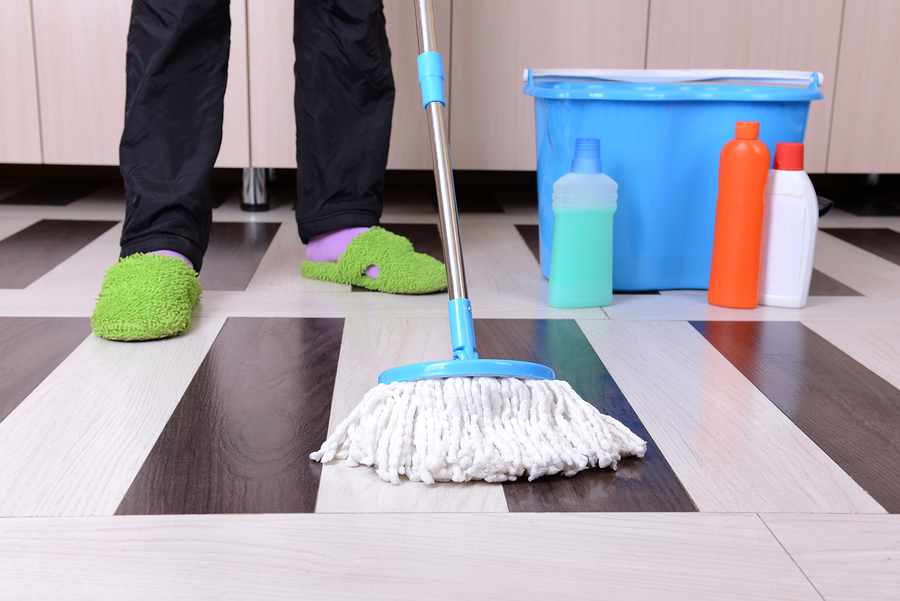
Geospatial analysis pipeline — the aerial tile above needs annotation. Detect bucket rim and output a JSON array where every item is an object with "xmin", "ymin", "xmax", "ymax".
[
  {"xmin": 524, "ymin": 81, "xmax": 823, "ymax": 102},
  {"xmin": 523, "ymin": 68, "xmax": 823, "ymax": 102}
]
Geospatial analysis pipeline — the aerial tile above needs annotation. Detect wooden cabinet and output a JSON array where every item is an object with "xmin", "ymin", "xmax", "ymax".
[
  {"xmin": 0, "ymin": 0, "xmax": 43, "ymax": 164},
  {"xmin": 245, "ymin": 0, "xmax": 293, "ymax": 168},
  {"xmin": 7, "ymin": 1, "xmax": 900, "ymax": 173},
  {"xmin": 828, "ymin": 0, "xmax": 900, "ymax": 173},
  {"xmin": 30, "ymin": 0, "xmax": 130, "ymax": 165},
  {"xmin": 219, "ymin": 0, "xmax": 251, "ymax": 168},
  {"xmin": 29, "ymin": 0, "xmax": 248, "ymax": 167},
  {"xmin": 646, "ymin": 0, "xmax": 844, "ymax": 174}
]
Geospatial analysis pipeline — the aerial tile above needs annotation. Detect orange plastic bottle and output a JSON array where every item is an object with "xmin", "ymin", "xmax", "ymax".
[{"xmin": 708, "ymin": 121, "xmax": 771, "ymax": 309}]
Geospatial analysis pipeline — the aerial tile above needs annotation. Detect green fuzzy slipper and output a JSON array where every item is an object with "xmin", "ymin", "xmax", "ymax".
[
  {"xmin": 91, "ymin": 253, "xmax": 202, "ymax": 341},
  {"xmin": 300, "ymin": 226, "xmax": 447, "ymax": 294}
]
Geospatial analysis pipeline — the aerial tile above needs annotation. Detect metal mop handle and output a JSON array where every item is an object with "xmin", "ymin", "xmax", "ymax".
[{"xmin": 414, "ymin": 0, "xmax": 466, "ymax": 301}]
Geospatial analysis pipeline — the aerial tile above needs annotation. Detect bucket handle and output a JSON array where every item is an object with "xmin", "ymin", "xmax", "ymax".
[{"xmin": 524, "ymin": 69, "xmax": 823, "ymax": 90}]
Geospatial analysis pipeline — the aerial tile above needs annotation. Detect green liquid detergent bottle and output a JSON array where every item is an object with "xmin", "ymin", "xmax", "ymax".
[{"xmin": 548, "ymin": 139, "xmax": 617, "ymax": 308}]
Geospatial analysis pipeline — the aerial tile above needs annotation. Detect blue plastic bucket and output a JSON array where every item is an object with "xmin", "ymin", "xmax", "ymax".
[{"xmin": 524, "ymin": 69, "xmax": 823, "ymax": 290}]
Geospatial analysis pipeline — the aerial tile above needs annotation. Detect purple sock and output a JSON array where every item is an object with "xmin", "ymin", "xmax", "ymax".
[
  {"xmin": 151, "ymin": 249, "xmax": 193, "ymax": 269},
  {"xmin": 306, "ymin": 227, "xmax": 379, "ymax": 279}
]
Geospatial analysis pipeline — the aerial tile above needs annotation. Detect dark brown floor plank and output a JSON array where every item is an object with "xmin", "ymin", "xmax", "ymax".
[
  {"xmin": 379, "ymin": 223, "xmax": 443, "ymax": 262},
  {"xmin": 383, "ymin": 182, "xmax": 436, "ymax": 211},
  {"xmin": 211, "ymin": 180, "xmax": 241, "ymax": 209},
  {"xmin": 197, "ymin": 222, "xmax": 281, "ymax": 291},
  {"xmin": 382, "ymin": 181, "xmax": 504, "ymax": 213},
  {"xmin": 0, "ymin": 179, "xmax": 111, "ymax": 206},
  {"xmin": 821, "ymin": 228, "xmax": 900, "ymax": 267},
  {"xmin": 116, "ymin": 317, "xmax": 343, "ymax": 515},
  {"xmin": 692, "ymin": 321, "xmax": 900, "ymax": 513},
  {"xmin": 809, "ymin": 174, "xmax": 900, "ymax": 216},
  {"xmin": 0, "ymin": 317, "xmax": 92, "ymax": 423},
  {"xmin": 0, "ymin": 220, "xmax": 118, "ymax": 288},
  {"xmin": 472, "ymin": 319, "xmax": 696, "ymax": 512},
  {"xmin": 809, "ymin": 268, "xmax": 862, "ymax": 296},
  {"xmin": 454, "ymin": 184, "xmax": 505, "ymax": 213}
]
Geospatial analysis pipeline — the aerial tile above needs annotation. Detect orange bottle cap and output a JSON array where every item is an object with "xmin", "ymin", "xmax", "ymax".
[
  {"xmin": 773, "ymin": 142, "xmax": 804, "ymax": 170},
  {"xmin": 735, "ymin": 121, "xmax": 760, "ymax": 139}
]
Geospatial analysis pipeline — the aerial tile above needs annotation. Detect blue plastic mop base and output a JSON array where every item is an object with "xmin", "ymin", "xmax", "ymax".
[{"xmin": 378, "ymin": 359, "xmax": 555, "ymax": 384}]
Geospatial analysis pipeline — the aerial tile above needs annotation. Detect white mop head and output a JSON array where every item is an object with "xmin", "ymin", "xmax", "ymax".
[{"xmin": 310, "ymin": 377, "xmax": 647, "ymax": 485}]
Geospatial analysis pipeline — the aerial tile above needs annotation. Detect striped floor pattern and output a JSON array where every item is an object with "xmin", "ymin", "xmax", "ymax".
[{"xmin": 0, "ymin": 175, "xmax": 899, "ymax": 600}]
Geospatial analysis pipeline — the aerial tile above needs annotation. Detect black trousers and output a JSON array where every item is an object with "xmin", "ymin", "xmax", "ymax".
[{"xmin": 119, "ymin": 0, "xmax": 395, "ymax": 271}]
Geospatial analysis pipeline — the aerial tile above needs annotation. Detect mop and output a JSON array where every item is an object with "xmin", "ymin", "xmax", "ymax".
[{"xmin": 310, "ymin": 0, "xmax": 647, "ymax": 484}]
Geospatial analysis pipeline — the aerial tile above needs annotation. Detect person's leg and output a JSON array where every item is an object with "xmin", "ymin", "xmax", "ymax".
[
  {"xmin": 295, "ymin": 0, "xmax": 446, "ymax": 294},
  {"xmin": 119, "ymin": 0, "xmax": 232, "ymax": 272},
  {"xmin": 93, "ymin": 0, "xmax": 229, "ymax": 340},
  {"xmin": 293, "ymin": 0, "xmax": 394, "ymax": 244}
]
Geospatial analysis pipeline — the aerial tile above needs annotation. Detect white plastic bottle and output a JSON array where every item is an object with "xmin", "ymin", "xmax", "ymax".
[
  {"xmin": 759, "ymin": 142, "xmax": 819, "ymax": 308},
  {"xmin": 548, "ymin": 138, "xmax": 617, "ymax": 308}
]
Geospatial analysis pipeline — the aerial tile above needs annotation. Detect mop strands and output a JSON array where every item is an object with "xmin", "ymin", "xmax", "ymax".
[{"xmin": 310, "ymin": 376, "xmax": 647, "ymax": 484}]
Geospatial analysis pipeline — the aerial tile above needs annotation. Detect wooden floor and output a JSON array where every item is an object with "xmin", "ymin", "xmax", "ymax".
[{"xmin": 1, "ymin": 173, "xmax": 899, "ymax": 600}]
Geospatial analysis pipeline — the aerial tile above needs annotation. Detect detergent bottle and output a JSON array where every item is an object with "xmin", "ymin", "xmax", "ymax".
[
  {"xmin": 548, "ymin": 139, "xmax": 617, "ymax": 308},
  {"xmin": 708, "ymin": 121, "xmax": 770, "ymax": 309},
  {"xmin": 759, "ymin": 142, "xmax": 819, "ymax": 308}
]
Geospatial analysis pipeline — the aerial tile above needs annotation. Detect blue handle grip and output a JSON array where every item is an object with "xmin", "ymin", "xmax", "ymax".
[
  {"xmin": 417, "ymin": 51, "xmax": 446, "ymax": 109},
  {"xmin": 449, "ymin": 298, "xmax": 478, "ymax": 361}
]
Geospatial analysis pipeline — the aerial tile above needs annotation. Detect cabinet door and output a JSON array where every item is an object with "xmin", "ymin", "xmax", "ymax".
[
  {"xmin": 828, "ymin": 0, "xmax": 900, "ymax": 173},
  {"xmin": 216, "ymin": 0, "xmax": 251, "ymax": 168},
  {"xmin": 449, "ymin": 0, "xmax": 650, "ymax": 171},
  {"xmin": 246, "ymin": 0, "xmax": 451, "ymax": 170},
  {"xmin": 31, "ymin": 0, "xmax": 130, "ymax": 165},
  {"xmin": 0, "ymin": 0, "xmax": 43, "ymax": 164},
  {"xmin": 246, "ymin": 0, "xmax": 294, "ymax": 168},
  {"xmin": 384, "ymin": 0, "xmax": 452, "ymax": 170},
  {"xmin": 646, "ymin": 0, "xmax": 843, "ymax": 173},
  {"xmin": 31, "ymin": 0, "xmax": 248, "ymax": 167}
]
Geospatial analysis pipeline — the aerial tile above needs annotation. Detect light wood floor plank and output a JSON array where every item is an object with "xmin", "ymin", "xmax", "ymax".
[
  {"xmin": 0, "ymin": 513, "xmax": 822, "ymax": 601},
  {"xmin": 469, "ymin": 290, "xmax": 609, "ymax": 320},
  {"xmin": 196, "ymin": 289, "xmax": 449, "ymax": 319},
  {"xmin": 6, "ymin": 287, "xmax": 900, "ymax": 323},
  {"xmin": 762, "ymin": 514, "xmax": 900, "ymax": 601},
  {"xmin": 0, "ymin": 318, "xmax": 225, "ymax": 517},
  {"xmin": 459, "ymin": 218, "xmax": 546, "ymax": 297},
  {"xmin": 316, "ymin": 317, "xmax": 508, "ymax": 513},
  {"xmin": 0, "ymin": 290, "xmax": 98, "ymax": 317},
  {"xmin": 577, "ymin": 319, "xmax": 885, "ymax": 513},
  {"xmin": 10, "ymin": 287, "xmax": 900, "ymax": 322},
  {"xmin": 602, "ymin": 294, "xmax": 900, "ymax": 321},
  {"xmin": 814, "ymin": 230, "xmax": 900, "ymax": 296},
  {"xmin": 244, "ymin": 218, "xmax": 347, "ymax": 293}
]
